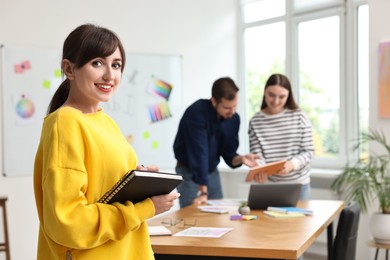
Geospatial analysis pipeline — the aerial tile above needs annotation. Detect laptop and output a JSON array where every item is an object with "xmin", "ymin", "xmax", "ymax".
[{"xmin": 247, "ymin": 183, "xmax": 302, "ymax": 210}]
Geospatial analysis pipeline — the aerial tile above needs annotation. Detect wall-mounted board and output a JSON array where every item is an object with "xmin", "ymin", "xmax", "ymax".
[{"xmin": 1, "ymin": 45, "xmax": 182, "ymax": 176}]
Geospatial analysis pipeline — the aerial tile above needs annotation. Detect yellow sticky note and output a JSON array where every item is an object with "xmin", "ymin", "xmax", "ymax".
[
  {"xmin": 143, "ymin": 131, "xmax": 150, "ymax": 139},
  {"xmin": 54, "ymin": 69, "xmax": 61, "ymax": 78},
  {"xmin": 43, "ymin": 80, "xmax": 51, "ymax": 89},
  {"xmin": 151, "ymin": 140, "xmax": 159, "ymax": 149}
]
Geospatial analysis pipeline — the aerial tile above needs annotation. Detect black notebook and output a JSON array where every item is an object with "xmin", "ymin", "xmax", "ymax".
[{"xmin": 98, "ymin": 170, "xmax": 183, "ymax": 204}]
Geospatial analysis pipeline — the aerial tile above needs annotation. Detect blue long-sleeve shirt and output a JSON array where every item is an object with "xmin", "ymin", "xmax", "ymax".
[{"xmin": 173, "ymin": 99, "xmax": 241, "ymax": 185}]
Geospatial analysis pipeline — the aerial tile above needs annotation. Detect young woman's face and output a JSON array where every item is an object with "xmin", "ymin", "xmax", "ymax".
[
  {"xmin": 263, "ymin": 84, "xmax": 289, "ymax": 114},
  {"xmin": 68, "ymin": 47, "xmax": 123, "ymax": 112}
]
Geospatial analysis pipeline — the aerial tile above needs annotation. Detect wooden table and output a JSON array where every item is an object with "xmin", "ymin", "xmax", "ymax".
[{"xmin": 148, "ymin": 200, "xmax": 344, "ymax": 260}]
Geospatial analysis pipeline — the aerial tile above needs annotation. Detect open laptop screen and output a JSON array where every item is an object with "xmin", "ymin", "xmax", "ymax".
[{"xmin": 247, "ymin": 183, "xmax": 302, "ymax": 210}]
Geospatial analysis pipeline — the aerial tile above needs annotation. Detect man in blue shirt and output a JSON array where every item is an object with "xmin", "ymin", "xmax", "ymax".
[{"xmin": 173, "ymin": 77, "xmax": 259, "ymax": 208}]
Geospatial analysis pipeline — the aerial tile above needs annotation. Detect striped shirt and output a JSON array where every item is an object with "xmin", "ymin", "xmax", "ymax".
[{"xmin": 248, "ymin": 109, "xmax": 314, "ymax": 184}]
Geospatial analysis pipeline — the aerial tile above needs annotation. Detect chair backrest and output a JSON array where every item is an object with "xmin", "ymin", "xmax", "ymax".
[{"xmin": 333, "ymin": 201, "xmax": 360, "ymax": 260}]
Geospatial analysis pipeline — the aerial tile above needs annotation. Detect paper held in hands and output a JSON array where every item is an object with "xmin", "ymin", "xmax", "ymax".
[{"xmin": 245, "ymin": 160, "xmax": 287, "ymax": 182}]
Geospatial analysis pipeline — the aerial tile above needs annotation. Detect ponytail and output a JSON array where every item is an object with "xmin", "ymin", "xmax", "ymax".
[{"xmin": 46, "ymin": 79, "xmax": 70, "ymax": 114}]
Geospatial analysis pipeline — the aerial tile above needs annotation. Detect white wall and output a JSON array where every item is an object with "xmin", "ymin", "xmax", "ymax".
[
  {"xmin": 0, "ymin": 1, "xmax": 237, "ymax": 259},
  {"xmin": 0, "ymin": 0, "xmax": 388, "ymax": 259},
  {"xmin": 366, "ymin": 0, "xmax": 390, "ymax": 259}
]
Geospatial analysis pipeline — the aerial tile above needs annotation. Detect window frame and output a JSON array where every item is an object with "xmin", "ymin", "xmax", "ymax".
[{"xmin": 238, "ymin": 0, "xmax": 367, "ymax": 170}]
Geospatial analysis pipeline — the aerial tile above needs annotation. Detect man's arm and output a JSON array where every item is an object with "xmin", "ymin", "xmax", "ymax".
[{"xmin": 232, "ymin": 154, "xmax": 259, "ymax": 167}]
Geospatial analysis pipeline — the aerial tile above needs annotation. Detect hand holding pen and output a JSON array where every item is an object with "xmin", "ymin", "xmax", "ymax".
[{"xmin": 136, "ymin": 164, "xmax": 160, "ymax": 171}]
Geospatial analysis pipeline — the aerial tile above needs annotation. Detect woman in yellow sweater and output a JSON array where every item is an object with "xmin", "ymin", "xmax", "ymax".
[{"xmin": 33, "ymin": 24, "xmax": 180, "ymax": 260}]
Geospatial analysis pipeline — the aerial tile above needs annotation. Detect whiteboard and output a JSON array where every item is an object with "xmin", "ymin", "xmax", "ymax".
[
  {"xmin": 0, "ymin": 46, "xmax": 182, "ymax": 176},
  {"xmin": 102, "ymin": 53, "xmax": 182, "ymax": 170},
  {"xmin": 0, "ymin": 46, "xmax": 62, "ymax": 177}
]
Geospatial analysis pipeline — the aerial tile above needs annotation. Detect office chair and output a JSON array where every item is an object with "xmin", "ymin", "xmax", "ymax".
[{"xmin": 332, "ymin": 201, "xmax": 360, "ymax": 260}]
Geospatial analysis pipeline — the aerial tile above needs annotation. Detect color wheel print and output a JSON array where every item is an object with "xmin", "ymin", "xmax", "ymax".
[{"xmin": 16, "ymin": 96, "xmax": 35, "ymax": 119}]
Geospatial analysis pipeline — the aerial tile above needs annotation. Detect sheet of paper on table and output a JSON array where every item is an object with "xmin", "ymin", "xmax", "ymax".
[
  {"xmin": 148, "ymin": 225, "xmax": 172, "ymax": 236},
  {"xmin": 173, "ymin": 227, "xmax": 234, "ymax": 238}
]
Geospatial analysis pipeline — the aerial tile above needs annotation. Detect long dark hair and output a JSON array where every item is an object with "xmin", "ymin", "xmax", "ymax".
[
  {"xmin": 47, "ymin": 24, "xmax": 126, "ymax": 114},
  {"xmin": 260, "ymin": 73, "xmax": 298, "ymax": 110}
]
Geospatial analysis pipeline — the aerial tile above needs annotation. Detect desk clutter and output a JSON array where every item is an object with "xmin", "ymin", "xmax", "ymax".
[
  {"xmin": 263, "ymin": 206, "xmax": 314, "ymax": 218},
  {"xmin": 198, "ymin": 206, "xmax": 229, "ymax": 214},
  {"xmin": 148, "ymin": 200, "xmax": 344, "ymax": 258},
  {"xmin": 198, "ymin": 200, "xmax": 313, "ymax": 219},
  {"xmin": 266, "ymin": 206, "xmax": 314, "ymax": 215},
  {"xmin": 148, "ymin": 199, "xmax": 315, "ymax": 239},
  {"xmin": 263, "ymin": 210, "xmax": 305, "ymax": 218},
  {"xmin": 230, "ymin": 215, "xmax": 257, "ymax": 220},
  {"xmin": 198, "ymin": 201, "xmax": 258, "ymax": 220}
]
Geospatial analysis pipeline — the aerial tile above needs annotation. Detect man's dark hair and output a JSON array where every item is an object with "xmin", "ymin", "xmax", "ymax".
[{"xmin": 211, "ymin": 77, "xmax": 239, "ymax": 103}]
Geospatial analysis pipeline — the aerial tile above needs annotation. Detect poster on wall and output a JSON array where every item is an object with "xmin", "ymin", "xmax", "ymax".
[{"xmin": 378, "ymin": 41, "xmax": 390, "ymax": 118}]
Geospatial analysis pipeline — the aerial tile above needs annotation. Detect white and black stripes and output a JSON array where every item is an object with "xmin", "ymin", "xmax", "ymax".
[{"xmin": 248, "ymin": 109, "xmax": 314, "ymax": 183}]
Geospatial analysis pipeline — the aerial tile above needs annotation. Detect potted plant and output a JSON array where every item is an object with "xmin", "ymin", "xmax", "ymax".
[
  {"xmin": 238, "ymin": 201, "xmax": 251, "ymax": 215},
  {"xmin": 331, "ymin": 129, "xmax": 390, "ymax": 243}
]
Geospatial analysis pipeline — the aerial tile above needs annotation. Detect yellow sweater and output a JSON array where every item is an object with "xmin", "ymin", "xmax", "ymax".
[{"xmin": 34, "ymin": 107, "xmax": 155, "ymax": 260}]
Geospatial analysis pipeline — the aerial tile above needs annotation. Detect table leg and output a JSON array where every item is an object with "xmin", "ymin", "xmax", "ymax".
[
  {"xmin": 327, "ymin": 222, "xmax": 333, "ymax": 260},
  {"xmin": 386, "ymin": 249, "xmax": 388, "ymax": 260},
  {"xmin": 374, "ymin": 248, "xmax": 379, "ymax": 260}
]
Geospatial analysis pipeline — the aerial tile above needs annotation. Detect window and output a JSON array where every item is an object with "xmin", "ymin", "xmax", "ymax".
[
  {"xmin": 243, "ymin": 0, "xmax": 285, "ymax": 23},
  {"xmin": 240, "ymin": 0, "xmax": 368, "ymax": 169},
  {"xmin": 244, "ymin": 22, "xmax": 285, "ymax": 118},
  {"xmin": 297, "ymin": 15, "xmax": 340, "ymax": 160},
  {"xmin": 357, "ymin": 4, "xmax": 369, "ymax": 157}
]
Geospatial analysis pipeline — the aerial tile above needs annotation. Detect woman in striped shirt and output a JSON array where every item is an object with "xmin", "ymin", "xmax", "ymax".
[{"xmin": 248, "ymin": 74, "xmax": 314, "ymax": 200}]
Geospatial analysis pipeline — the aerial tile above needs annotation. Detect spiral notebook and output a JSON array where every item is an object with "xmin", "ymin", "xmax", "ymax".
[{"xmin": 98, "ymin": 170, "xmax": 183, "ymax": 204}]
